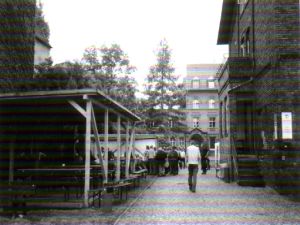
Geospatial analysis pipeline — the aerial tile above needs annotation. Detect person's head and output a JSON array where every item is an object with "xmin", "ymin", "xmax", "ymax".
[{"xmin": 189, "ymin": 134, "xmax": 202, "ymax": 146}]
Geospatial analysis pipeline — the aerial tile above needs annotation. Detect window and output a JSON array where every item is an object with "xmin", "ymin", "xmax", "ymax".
[
  {"xmin": 209, "ymin": 99, "xmax": 216, "ymax": 109},
  {"xmin": 168, "ymin": 119, "xmax": 173, "ymax": 128},
  {"xmin": 208, "ymin": 77, "xmax": 215, "ymax": 88},
  {"xmin": 193, "ymin": 100, "xmax": 200, "ymax": 109},
  {"xmin": 171, "ymin": 138, "xmax": 175, "ymax": 146},
  {"xmin": 209, "ymin": 117, "xmax": 216, "ymax": 128},
  {"xmin": 192, "ymin": 77, "xmax": 199, "ymax": 89},
  {"xmin": 238, "ymin": 0, "xmax": 248, "ymax": 13},
  {"xmin": 220, "ymin": 102, "xmax": 223, "ymax": 136},
  {"xmin": 224, "ymin": 97, "xmax": 228, "ymax": 136},
  {"xmin": 209, "ymin": 137, "xmax": 216, "ymax": 149},
  {"xmin": 240, "ymin": 28, "xmax": 250, "ymax": 57},
  {"xmin": 193, "ymin": 117, "xmax": 200, "ymax": 128}
]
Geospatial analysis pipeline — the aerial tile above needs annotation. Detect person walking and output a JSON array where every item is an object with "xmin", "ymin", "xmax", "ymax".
[{"xmin": 186, "ymin": 135, "xmax": 201, "ymax": 193}]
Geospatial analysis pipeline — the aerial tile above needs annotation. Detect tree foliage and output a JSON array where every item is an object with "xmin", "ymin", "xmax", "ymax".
[
  {"xmin": 35, "ymin": 1, "xmax": 50, "ymax": 41},
  {"xmin": 82, "ymin": 44, "xmax": 137, "ymax": 110},
  {"xmin": 143, "ymin": 39, "xmax": 186, "ymax": 134},
  {"xmin": 33, "ymin": 58, "xmax": 88, "ymax": 90}
]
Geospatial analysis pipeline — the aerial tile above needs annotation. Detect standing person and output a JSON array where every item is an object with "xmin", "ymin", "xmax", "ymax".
[
  {"xmin": 186, "ymin": 135, "xmax": 201, "ymax": 193},
  {"xmin": 179, "ymin": 148, "xmax": 186, "ymax": 169},
  {"xmin": 148, "ymin": 146, "xmax": 155, "ymax": 175},
  {"xmin": 144, "ymin": 146, "xmax": 150, "ymax": 172},
  {"xmin": 200, "ymin": 141, "xmax": 209, "ymax": 175},
  {"xmin": 155, "ymin": 147, "xmax": 167, "ymax": 176},
  {"xmin": 168, "ymin": 146, "xmax": 179, "ymax": 175}
]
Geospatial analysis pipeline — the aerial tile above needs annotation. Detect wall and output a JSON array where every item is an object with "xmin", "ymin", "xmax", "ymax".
[
  {"xmin": 34, "ymin": 39, "xmax": 51, "ymax": 65},
  {"xmin": 0, "ymin": 0, "xmax": 35, "ymax": 91}
]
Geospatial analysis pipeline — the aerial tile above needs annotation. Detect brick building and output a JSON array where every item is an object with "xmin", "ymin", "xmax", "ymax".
[
  {"xmin": 217, "ymin": 0, "xmax": 300, "ymax": 193},
  {"xmin": 184, "ymin": 64, "xmax": 220, "ymax": 150},
  {"xmin": 0, "ymin": 0, "xmax": 36, "ymax": 89}
]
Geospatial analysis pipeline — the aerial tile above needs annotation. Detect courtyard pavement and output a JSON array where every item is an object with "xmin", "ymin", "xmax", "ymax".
[{"xmin": 114, "ymin": 167, "xmax": 300, "ymax": 225}]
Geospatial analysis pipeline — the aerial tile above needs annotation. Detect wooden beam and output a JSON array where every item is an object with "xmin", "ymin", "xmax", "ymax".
[
  {"xmin": 116, "ymin": 115, "xmax": 121, "ymax": 181},
  {"xmin": 68, "ymin": 100, "xmax": 86, "ymax": 118},
  {"xmin": 125, "ymin": 122, "xmax": 135, "ymax": 178},
  {"xmin": 91, "ymin": 98, "xmax": 127, "ymax": 121},
  {"xmin": 84, "ymin": 100, "xmax": 92, "ymax": 207},
  {"xmin": 104, "ymin": 109, "xmax": 109, "ymax": 183},
  {"xmin": 91, "ymin": 105, "xmax": 107, "ymax": 182},
  {"xmin": 8, "ymin": 138, "xmax": 15, "ymax": 184},
  {"xmin": 131, "ymin": 130, "xmax": 136, "ymax": 173},
  {"xmin": 125, "ymin": 122, "xmax": 130, "ymax": 178}
]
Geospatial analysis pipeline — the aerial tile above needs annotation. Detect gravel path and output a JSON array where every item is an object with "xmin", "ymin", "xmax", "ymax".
[{"xmin": 115, "ymin": 168, "xmax": 300, "ymax": 225}]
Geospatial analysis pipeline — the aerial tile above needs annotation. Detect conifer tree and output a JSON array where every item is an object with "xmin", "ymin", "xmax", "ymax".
[{"xmin": 144, "ymin": 39, "xmax": 186, "ymax": 137}]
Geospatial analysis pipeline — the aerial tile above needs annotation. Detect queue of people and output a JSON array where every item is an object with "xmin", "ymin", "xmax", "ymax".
[{"xmin": 144, "ymin": 145, "xmax": 188, "ymax": 177}]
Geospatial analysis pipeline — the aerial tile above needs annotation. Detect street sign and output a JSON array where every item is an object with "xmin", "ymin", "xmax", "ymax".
[{"xmin": 282, "ymin": 112, "xmax": 293, "ymax": 139}]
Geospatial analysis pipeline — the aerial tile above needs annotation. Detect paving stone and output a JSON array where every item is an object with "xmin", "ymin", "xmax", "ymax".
[{"xmin": 115, "ymin": 168, "xmax": 300, "ymax": 225}]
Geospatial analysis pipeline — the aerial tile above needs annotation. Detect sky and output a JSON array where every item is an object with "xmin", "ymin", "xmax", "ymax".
[{"xmin": 41, "ymin": 0, "xmax": 228, "ymax": 96}]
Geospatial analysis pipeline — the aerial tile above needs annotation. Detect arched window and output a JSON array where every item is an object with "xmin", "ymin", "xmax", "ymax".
[
  {"xmin": 192, "ymin": 77, "xmax": 199, "ymax": 89},
  {"xmin": 193, "ymin": 100, "xmax": 200, "ymax": 109},
  {"xmin": 193, "ymin": 117, "xmax": 200, "ymax": 128},
  {"xmin": 209, "ymin": 99, "xmax": 216, "ymax": 109},
  {"xmin": 208, "ymin": 77, "xmax": 215, "ymax": 88}
]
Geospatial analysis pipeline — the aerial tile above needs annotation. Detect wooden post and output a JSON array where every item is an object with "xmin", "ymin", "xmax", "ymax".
[
  {"xmin": 116, "ymin": 115, "xmax": 121, "ymax": 181},
  {"xmin": 8, "ymin": 137, "xmax": 15, "ymax": 184},
  {"xmin": 104, "ymin": 109, "xmax": 109, "ymax": 183},
  {"xmin": 125, "ymin": 122, "xmax": 130, "ymax": 178},
  {"xmin": 91, "ymin": 106, "xmax": 107, "ymax": 182},
  {"xmin": 132, "ymin": 130, "xmax": 136, "ymax": 173},
  {"xmin": 125, "ymin": 123, "xmax": 135, "ymax": 178},
  {"xmin": 84, "ymin": 100, "xmax": 92, "ymax": 207}
]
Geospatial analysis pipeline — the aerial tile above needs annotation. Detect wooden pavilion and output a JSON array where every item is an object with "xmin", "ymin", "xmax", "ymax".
[{"xmin": 0, "ymin": 89, "xmax": 140, "ymax": 208}]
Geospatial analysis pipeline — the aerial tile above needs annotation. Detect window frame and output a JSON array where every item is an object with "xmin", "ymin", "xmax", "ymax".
[{"xmin": 209, "ymin": 117, "xmax": 216, "ymax": 128}]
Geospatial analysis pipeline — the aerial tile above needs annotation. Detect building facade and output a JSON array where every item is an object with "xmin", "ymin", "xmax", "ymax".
[
  {"xmin": 0, "ymin": 0, "xmax": 36, "ymax": 87},
  {"xmin": 34, "ymin": 35, "xmax": 52, "ymax": 65},
  {"xmin": 184, "ymin": 64, "xmax": 220, "ymax": 149},
  {"xmin": 217, "ymin": 0, "xmax": 300, "ymax": 192}
]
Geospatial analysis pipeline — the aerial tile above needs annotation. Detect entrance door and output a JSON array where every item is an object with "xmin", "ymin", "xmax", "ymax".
[
  {"xmin": 243, "ymin": 101, "xmax": 254, "ymax": 154},
  {"xmin": 236, "ymin": 101, "xmax": 254, "ymax": 154}
]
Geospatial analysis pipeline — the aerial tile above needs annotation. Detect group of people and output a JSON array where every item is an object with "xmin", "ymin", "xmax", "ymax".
[
  {"xmin": 144, "ymin": 143, "xmax": 210, "ymax": 179},
  {"xmin": 144, "ymin": 146, "xmax": 186, "ymax": 177}
]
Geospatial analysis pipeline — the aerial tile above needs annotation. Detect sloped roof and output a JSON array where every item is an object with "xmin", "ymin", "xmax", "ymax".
[
  {"xmin": 0, "ymin": 89, "xmax": 141, "ymax": 121},
  {"xmin": 217, "ymin": 0, "xmax": 235, "ymax": 45}
]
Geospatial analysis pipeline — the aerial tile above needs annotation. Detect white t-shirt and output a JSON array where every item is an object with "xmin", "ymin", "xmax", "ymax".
[{"xmin": 186, "ymin": 145, "xmax": 200, "ymax": 165}]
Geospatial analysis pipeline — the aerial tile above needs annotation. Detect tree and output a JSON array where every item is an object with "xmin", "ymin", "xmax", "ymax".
[
  {"xmin": 35, "ymin": 1, "xmax": 50, "ymax": 41},
  {"xmin": 82, "ymin": 44, "xmax": 137, "ymax": 109},
  {"xmin": 112, "ymin": 74, "xmax": 137, "ymax": 111},
  {"xmin": 144, "ymin": 39, "xmax": 186, "ymax": 135},
  {"xmin": 34, "ymin": 58, "xmax": 88, "ymax": 90}
]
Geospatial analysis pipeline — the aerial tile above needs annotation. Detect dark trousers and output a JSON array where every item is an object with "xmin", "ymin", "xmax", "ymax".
[
  {"xmin": 188, "ymin": 164, "xmax": 199, "ymax": 191},
  {"xmin": 169, "ymin": 159, "xmax": 178, "ymax": 175},
  {"xmin": 201, "ymin": 157, "xmax": 210, "ymax": 173}
]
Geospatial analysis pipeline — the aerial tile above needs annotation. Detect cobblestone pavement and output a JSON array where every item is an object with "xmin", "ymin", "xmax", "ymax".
[{"xmin": 114, "ymin": 168, "xmax": 300, "ymax": 225}]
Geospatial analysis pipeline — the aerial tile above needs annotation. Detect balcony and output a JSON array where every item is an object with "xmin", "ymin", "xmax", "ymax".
[{"xmin": 217, "ymin": 57, "xmax": 253, "ymax": 90}]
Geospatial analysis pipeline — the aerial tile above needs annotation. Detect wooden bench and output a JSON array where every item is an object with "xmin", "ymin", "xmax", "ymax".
[
  {"xmin": 89, "ymin": 182, "xmax": 131, "ymax": 208},
  {"xmin": 132, "ymin": 169, "xmax": 148, "ymax": 179},
  {"xmin": 112, "ymin": 182, "xmax": 131, "ymax": 201},
  {"xmin": 122, "ymin": 174, "xmax": 141, "ymax": 188}
]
